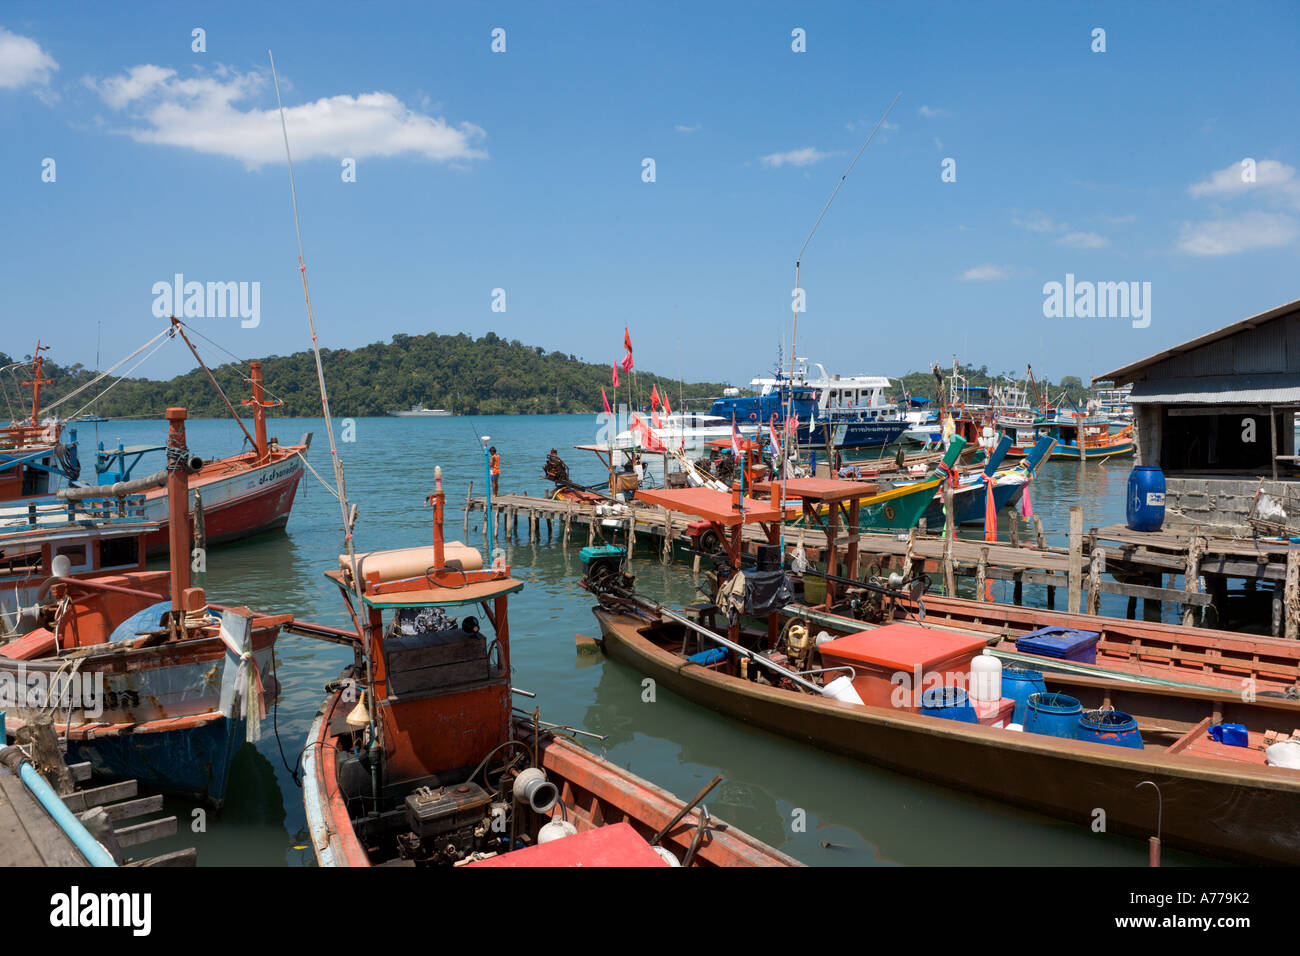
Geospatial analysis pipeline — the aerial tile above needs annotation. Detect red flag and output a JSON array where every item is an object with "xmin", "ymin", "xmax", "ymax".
[
  {"xmin": 663, "ymin": 392, "xmax": 672, "ymax": 416},
  {"xmin": 623, "ymin": 327, "xmax": 633, "ymax": 353},
  {"xmin": 731, "ymin": 415, "xmax": 742, "ymax": 456},
  {"xmin": 650, "ymin": 384, "xmax": 660, "ymax": 411},
  {"xmin": 769, "ymin": 414, "xmax": 781, "ymax": 450},
  {"xmin": 785, "ymin": 412, "xmax": 799, "ymax": 437},
  {"xmin": 602, "ymin": 387, "xmax": 612, "ymax": 415},
  {"xmin": 621, "ymin": 350, "xmax": 634, "ymax": 373},
  {"xmin": 611, "ymin": 363, "xmax": 619, "ymax": 388}
]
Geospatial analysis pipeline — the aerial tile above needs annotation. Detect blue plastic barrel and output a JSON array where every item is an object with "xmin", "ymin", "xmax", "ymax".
[
  {"xmin": 1126, "ymin": 465, "xmax": 1166, "ymax": 532},
  {"xmin": 1077, "ymin": 710, "xmax": 1143, "ymax": 749},
  {"xmin": 1002, "ymin": 667, "xmax": 1046, "ymax": 724},
  {"xmin": 919, "ymin": 686, "xmax": 978, "ymax": 723},
  {"xmin": 1023, "ymin": 692, "xmax": 1082, "ymax": 738}
]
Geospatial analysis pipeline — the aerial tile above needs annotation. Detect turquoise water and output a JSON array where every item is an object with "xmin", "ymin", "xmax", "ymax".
[{"xmin": 73, "ymin": 414, "xmax": 1208, "ymax": 866}]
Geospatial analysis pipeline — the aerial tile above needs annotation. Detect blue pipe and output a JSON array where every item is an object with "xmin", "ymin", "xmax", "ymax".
[{"xmin": 1, "ymin": 747, "xmax": 117, "ymax": 867}]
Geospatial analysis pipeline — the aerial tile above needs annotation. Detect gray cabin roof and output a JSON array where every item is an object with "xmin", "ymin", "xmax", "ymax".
[{"xmin": 1096, "ymin": 296, "xmax": 1300, "ymax": 389}]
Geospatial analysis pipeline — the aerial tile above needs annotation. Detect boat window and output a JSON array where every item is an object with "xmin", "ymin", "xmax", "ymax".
[
  {"xmin": 55, "ymin": 544, "xmax": 89, "ymax": 572},
  {"xmin": 98, "ymin": 535, "xmax": 140, "ymax": 570}
]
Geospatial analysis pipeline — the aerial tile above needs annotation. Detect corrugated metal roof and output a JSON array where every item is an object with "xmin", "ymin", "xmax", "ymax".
[
  {"xmin": 1129, "ymin": 374, "xmax": 1300, "ymax": 405},
  {"xmin": 1096, "ymin": 297, "xmax": 1300, "ymax": 384}
]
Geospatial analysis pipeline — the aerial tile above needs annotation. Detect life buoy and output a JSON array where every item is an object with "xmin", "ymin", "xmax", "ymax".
[{"xmin": 749, "ymin": 412, "xmax": 758, "ymax": 422}]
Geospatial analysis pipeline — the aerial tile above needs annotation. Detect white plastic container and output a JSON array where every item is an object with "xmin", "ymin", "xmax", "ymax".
[
  {"xmin": 969, "ymin": 649, "xmax": 1002, "ymax": 703},
  {"xmin": 821, "ymin": 675, "xmax": 864, "ymax": 705},
  {"xmin": 537, "ymin": 820, "xmax": 578, "ymax": 844}
]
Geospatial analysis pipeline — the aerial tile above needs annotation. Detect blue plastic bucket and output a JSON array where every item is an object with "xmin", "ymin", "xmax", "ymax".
[
  {"xmin": 919, "ymin": 686, "xmax": 978, "ymax": 724},
  {"xmin": 1023, "ymin": 692, "xmax": 1082, "ymax": 738},
  {"xmin": 686, "ymin": 646, "xmax": 727, "ymax": 666},
  {"xmin": 1002, "ymin": 666, "xmax": 1046, "ymax": 724},
  {"xmin": 1126, "ymin": 466, "xmax": 1166, "ymax": 532},
  {"xmin": 1077, "ymin": 710, "xmax": 1144, "ymax": 749}
]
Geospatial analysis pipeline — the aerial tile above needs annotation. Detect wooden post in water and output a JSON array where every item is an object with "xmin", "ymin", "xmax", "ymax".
[
  {"xmin": 660, "ymin": 507, "xmax": 672, "ymax": 566},
  {"xmin": 1286, "ymin": 550, "xmax": 1299, "ymax": 641},
  {"xmin": 902, "ymin": 527, "xmax": 916, "ymax": 579},
  {"xmin": 1067, "ymin": 506, "xmax": 1083, "ymax": 614},
  {"xmin": 1088, "ymin": 548, "xmax": 1104, "ymax": 616},
  {"xmin": 1032, "ymin": 515, "xmax": 1046, "ymax": 550},
  {"xmin": 464, "ymin": 480, "xmax": 473, "ymax": 534},
  {"xmin": 1182, "ymin": 528, "xmax": 1204, "ymax": 628},
  {"xmin": 1008, "ymin": 515, "xmax": 1019, "ymax": 548},
  {"xmin": 562, "ymin": 512, "xmax": 570, "ymax": 549},
  {"xmin": 975, "ymin": 548, "xmax": 988, "ymax": 603}
]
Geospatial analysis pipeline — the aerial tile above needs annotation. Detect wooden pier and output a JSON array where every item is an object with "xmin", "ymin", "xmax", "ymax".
[
  {"xmin": 465, "ymin": 493, "xmax": 1268, "ymax": 629},
  {"xmin": 0, "ymin": 732, "xmax": 193, "ymax": 867}
]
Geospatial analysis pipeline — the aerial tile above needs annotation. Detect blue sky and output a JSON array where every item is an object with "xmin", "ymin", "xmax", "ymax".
[{"xmin": 2, "ymin": 1, "xmax": 1298, "ymax": 390}]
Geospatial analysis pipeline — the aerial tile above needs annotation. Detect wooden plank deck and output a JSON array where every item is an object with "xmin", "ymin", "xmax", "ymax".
[{"xmin": 0, "ymin": 765, "xmax": 88, "ymax": 867}]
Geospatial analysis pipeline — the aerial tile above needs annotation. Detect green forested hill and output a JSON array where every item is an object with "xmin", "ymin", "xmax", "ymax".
[{"xmin": 0, "ymin": 331, "xmax": 730, "ymax": 419}]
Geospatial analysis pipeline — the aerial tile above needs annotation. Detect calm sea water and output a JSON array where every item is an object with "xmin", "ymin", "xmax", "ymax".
[{"xmin": 73, "ymin": 414, "xmax": 1210, "ymax": 866}]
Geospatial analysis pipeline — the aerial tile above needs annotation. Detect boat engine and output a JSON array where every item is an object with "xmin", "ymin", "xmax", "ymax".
[
  {"xmin": 580, "ymin": 545, "xmax": 633, "ymax": 594},
  {"xmin": 398, "ymin": 782, "xmax": 496, "ymax": 865}
]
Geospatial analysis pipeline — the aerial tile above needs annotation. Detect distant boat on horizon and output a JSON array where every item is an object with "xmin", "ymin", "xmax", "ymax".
[{"xmin": 389, "ymin": 405, "xmax": 454, "ymax": 417}]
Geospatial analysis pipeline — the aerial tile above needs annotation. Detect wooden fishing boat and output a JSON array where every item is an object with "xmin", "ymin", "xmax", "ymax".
[
  {"xmin": 794, "ymin": 589, "xmax": 1300, "ymax": 699},
  {"xmin": 582, "ymin": 483, "xmax": 1300, "ymax": 863},
  {"xmin": 301, "ymin": 470, "xmax": 797, "ymax": 867},
  {"xmin": 1041, "ymin": 413, "xmax": 1135, "ymax": 460},
  {"xmin": 0, "ymin": 344, "xmax": 82, "ymax": 503},
  {"xmin": 0, "ymin": 408, "xmax": 284, "ymax": 807},
  {"xmin": 915, "ymin": 434, "xmax": 1054, "ymax": 528}
]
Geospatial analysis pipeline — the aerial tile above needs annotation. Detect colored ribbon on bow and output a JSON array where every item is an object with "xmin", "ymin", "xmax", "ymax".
[
  {"xmin": 218, "ymin": 611, "xmax": 266, "ymax": 743},
  {"xmin": 983, "ymin": 473, "xmax": 997, "ymax": 543},
  {"xmin": 1019, "ymin": 468, "xmax": 1034, "ymax": 519}
]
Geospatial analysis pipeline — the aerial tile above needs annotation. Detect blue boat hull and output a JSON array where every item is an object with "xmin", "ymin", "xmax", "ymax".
[
  {"xmin": 66, "ymin": 715, "xmax": 246, "ymax": 808},
  {"xmin": 921, "ymin": 479, "xmax": 1024, "ymax": 526}
]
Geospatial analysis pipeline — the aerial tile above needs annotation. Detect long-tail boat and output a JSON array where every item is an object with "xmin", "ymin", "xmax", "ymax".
[
  {"xmin": 0, "ymin": 343, "xmax": 82, "ymax": 503},
  {"xmin": 1040, "ymin": 411, "xmax": 1135, "ymax": 460},
  {"xmin": 301, "ymin": 469, "xmax": 798, "ymax": 867},
  {"xmin": 915, "ymin": 434, "xmax": 1054, "ymax": 528},
  {"xmin": 0, "ymin": 408, "xmax": 284, "ymax": 806},
  {"xmin": 582, "ymin": 479, "xmax": 1300, "ymax": 863}
]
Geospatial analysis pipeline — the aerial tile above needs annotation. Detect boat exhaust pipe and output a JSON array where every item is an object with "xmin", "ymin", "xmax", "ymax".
[{"xmin": 513, "ymin": 767, "xmax": 558, "ymax": 813}]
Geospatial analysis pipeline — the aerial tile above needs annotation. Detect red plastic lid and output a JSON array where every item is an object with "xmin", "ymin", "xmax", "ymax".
[
  {"xmin": 465, "ymin": 821, "xmax": 670, "ymax": 867},
  {"xmin": 818, "ymin": 622, "xmax": 988, "ymax": 670}
]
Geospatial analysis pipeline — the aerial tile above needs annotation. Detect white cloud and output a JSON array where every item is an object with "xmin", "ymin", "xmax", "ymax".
[
  {"xmin": 918, "ymin": 105, "xmax": 948, "ymax": 118},
  {"xmin": 85, "ymin": 64, "xmax": 487, "ymax": 168},
  {"xmin": 675, "ymin": 123, "xmax": 701, "ymax": 133},
  {"xmin": 1055, "ymin": 231, "xmax": 1109, "ymax": 249},
  {"xmin": 0, "ymin": 27, "xmax": 58, "ymax": 89},
  {"xmin": 1177, "ymin": 211, "xmax": 1299, "ymax": 256},
  {"xmin": 1013, "ymin": 210, "xmax": 1067, "ymax": 233},
  {"xmin": 961, "ymin": 264, "xmax": 1012, "ymax": 281},
  {"xmin": 1189, "ymin": 159, "xmax": 1300, "ymax": 207},
  {"xmin": 760, "ymin": 147, "xmax": 830, "ymax": 168}
]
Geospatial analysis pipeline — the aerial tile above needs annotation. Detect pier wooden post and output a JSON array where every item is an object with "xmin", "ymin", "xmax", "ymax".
[
  {"xmin": 464, "ymin": 480, "xmax": 473, "ymax": 534},
  {"xmin": 942, "ymin": 485, "xmax": 956, "ymax": 597},
  {"xmin": 1088, "ymin": 548, "xmax": 1104, "ymax": 616},
  {"xmin": 1067, "ymin": 506, "xmax": 1083, "ymax": 614},
  {"xmin": 902, "ymin": 527, "xmax": 917, "ymax": 579},
  {"xmin": 1182, "ymin": 528, "xmax": 1204, "ymax": 628},
  {"xmin": 1008, "ymin": 516, "xmax": 1019, "ymax": 548},
  {"xmin": 587, "ymin": 518, "xmax": 595, "ymax": 547},
  {"xmin": 975, "ymin": 548, "xmax": 988, "ymax": 603},
  {"xmin": 1286, "ymin": 551, "xmax": 1299, "ymax": 641},
  {"xmin": 562, "ymin": 513, "xmax": 571, "ymax": 549},
  {"xmin": 660, "ymin": 507, "xmax": 673, "ymax": 566},
  {"xmin": 1033, "ymin": 514, "xmax": 1046, "ymax": 550}
]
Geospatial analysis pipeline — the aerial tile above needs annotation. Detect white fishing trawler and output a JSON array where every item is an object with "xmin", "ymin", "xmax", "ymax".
[{"xmin": 389, "ymin": 405, "xmax": 454, "ymax": 417}]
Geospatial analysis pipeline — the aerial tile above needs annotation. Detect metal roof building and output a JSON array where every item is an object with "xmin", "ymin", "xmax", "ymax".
[{"xmin": 1096, "ymin": 296, "xmax": 1300, "ymax": 533}]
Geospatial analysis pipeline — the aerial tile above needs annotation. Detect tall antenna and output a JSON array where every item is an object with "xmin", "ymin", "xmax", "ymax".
[{"xmin": 785, "ymin": 92, "xmax": 901, "ymax": 458}]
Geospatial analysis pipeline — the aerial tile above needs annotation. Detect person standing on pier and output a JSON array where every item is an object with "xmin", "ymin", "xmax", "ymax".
[{"xmin": 490, "ymin": 446, "xmax": 501, "ymax": 496}]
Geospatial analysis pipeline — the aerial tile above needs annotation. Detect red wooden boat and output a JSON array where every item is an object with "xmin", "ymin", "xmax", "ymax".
[
  {"xmin": 1, "ymin": 408, "xmax": 285, "ymax": 806},
  {"xmin": 79, "ymin": 355, "xmax": 310, "ymax": 556},
  {"xmin": 301, "ymin": 470, "xmax": 797, "ymax": 867}
]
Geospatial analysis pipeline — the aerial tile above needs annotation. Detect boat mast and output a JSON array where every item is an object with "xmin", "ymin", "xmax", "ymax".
[
  {"xmin": 269, "ymin": 50, "xmax": 378, "ymax": 780},
  {"xmin": 23, "ymin": 341, "xmax": 51, "ymax": 426}
]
